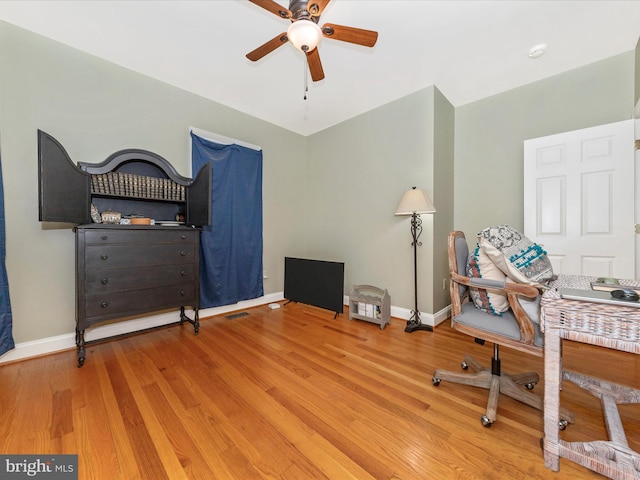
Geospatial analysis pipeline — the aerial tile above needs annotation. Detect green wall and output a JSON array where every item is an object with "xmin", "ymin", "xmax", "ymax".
[
  {"xmin": 0, "ymin": 21, "xmax": 307, "ymax": 343},
  {"xmin": 636, "ymin": 36, "xmax": 640, "ymax": 113},
  {"xmin": 432, "ymin": 88, "xmax": 455, "ymax": 312},
  {"xmin": 454, "ymin": 51, "xmax": 635, "ymax": 245},
  {"xmin": 305, "ymin": 86, "xmax": 453, "ymax": 315}
]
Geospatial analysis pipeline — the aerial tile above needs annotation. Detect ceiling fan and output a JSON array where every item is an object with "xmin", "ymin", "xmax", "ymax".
[{"xmin": 246, "ymin": 0, "xmax": 378, "ymax": 82}]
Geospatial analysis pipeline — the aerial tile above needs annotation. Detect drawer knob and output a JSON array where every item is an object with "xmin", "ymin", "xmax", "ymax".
[
  {"xmin": 181, "ymin": 234, "xmax": 186, "ymax": 240},
  {"xmin": 101, "ymin": 278, "xmax": 109, "ymax": 285},
  {"xmin": 101, "ymin": 254, "xmax": 108, "ymax": 261},
  {"xmin": 101, "ymin": 301, "xmax": 109, "ymax": 309},
  {"xmin": 180, "ymin": 251, "xmax": 186, "ymax": 256},
  {"xmin": 180, "ymin": 270, "xmax": 186, "ymax": 277},
  {"xmin": 180, "ymin": 290, "xmax": 185, "ymax": 296},
  {"xmin": 101, "ymin": 235, "xmax": 108, "ymax": 241}
]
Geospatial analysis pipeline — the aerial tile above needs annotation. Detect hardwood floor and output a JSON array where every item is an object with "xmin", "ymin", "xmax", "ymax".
[{"xmin": 1, "ymin": 302, "xmax": 638, "ymax": 479}]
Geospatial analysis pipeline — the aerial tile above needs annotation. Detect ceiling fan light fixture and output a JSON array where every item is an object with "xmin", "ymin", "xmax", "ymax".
[{"xmin": 287, "ymin": 20, "xmax": 322, "ymax": 52}]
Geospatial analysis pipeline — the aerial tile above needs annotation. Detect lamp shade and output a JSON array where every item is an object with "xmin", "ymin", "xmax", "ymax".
[
  {"xmin": 395, "ymin": 187, "xmax": 436, "ymax": 215},
  {"xmin": 287, "ymin": 20, "xmax": 322, "ymax": 52}
]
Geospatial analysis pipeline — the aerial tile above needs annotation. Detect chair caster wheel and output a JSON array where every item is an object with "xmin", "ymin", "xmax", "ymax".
[
  {"xmin": 558, "ymin": 420, "xmax": 568, "ymax": 431},
  {"xmin": 481, "ymin": 415, "xmax": 493, "ymax": 427},
  {"xmin": 525, "ymin": 382, "xmax": 536, "ymax": 390},
  {"xmin": 432, "ymin": 377, "xmax": 441, "ymax": 386},
  {"xmin": 461, "ymin": 361, "xmax": 469, "ymax": 370}
]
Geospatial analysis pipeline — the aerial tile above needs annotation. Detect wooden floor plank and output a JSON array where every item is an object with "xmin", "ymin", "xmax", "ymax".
[
  {"xmin": 1, "ymin": 301, "xmax": 637, "ymax": 479},
  {"xmin": 90, "ymin": 347, "xmax": 141, "ymax": 480},
  {"xmin": 106, "ymin": 357, "xmax": 165, "ymax": 477}
]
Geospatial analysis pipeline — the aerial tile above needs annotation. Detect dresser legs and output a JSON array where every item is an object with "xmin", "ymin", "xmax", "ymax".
[
  {"xmin": 75, "ymin": 307, "xmax": 200, "ymax": 367},
  {"xmin": 76, "ymin": 327, "xmax": 86, "ymax": 368},
  {"xmin": 180, "ymin": 306, "xmax": 200, "ymax": 335}
]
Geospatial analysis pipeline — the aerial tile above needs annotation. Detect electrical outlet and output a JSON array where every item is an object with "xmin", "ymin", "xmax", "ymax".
[{"xmin": 263, "ymin": 270, "xmax": 268, "ymax": 279}]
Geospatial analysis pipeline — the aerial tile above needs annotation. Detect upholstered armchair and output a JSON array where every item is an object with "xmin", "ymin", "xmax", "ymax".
[{"xmin": 432, "ymin": 230, "xmax": 574, "ymax": 427}]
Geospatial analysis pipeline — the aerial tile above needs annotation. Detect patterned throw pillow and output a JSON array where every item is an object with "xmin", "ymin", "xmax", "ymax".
[
  {"xmin": 466, "ymin": 245, "xmax": 510, "ymax": 315},
  {"xmin": 478, "ymin": 225, "xmax": 553, "ymax": 285}
]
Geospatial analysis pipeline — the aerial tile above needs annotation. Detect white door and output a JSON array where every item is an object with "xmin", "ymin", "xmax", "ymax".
[{"xmin": 524, "ymin": 119, "xmax": 635, "ymax": 278}]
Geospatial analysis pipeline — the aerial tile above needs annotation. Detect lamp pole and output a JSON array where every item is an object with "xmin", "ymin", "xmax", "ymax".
[
  {"xmin": 405, "ymin": 212, "xmax": 433, "ymax": 333},
  {"xmin": 395, "ymin": 186, "xmax": 435, "ymax": 333}
]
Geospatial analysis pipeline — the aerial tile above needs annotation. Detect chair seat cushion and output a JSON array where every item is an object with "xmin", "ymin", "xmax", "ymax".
[{"xmin": 454, "ymin": 302, "xmax": 544, "ymax": 347}]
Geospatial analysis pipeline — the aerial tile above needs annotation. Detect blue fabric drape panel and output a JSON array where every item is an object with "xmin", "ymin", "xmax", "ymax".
[
  {"xmin": 191, "ymin": 132, "xmax": 263, "ymax": 308},
  {"xmin": 0, "ymin": 153, "xmax": 14, "ymax": 356}
]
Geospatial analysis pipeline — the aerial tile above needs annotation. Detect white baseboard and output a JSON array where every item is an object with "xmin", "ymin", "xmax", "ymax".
[
  {"xmin": 0, "ymin": 331, "xmax": 77, "ymax": 365},
  {"xmin": 0, "ymin": 293, "xmax": 451, "ymax": 365},
  {"xmin": 390, "ymin": 304, "xmax": 451, "ymax": 328},
  {"xmin": 0, "ymin": 292, "xmax": 285, "ymax": 365},
  {"xmin": 344, "ymin": 294, "xmax": 450, "ymax": 328}
]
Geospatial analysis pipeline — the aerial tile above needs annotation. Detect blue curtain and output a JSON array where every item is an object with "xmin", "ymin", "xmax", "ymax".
[
  {"xmin": 0, "ymin": 151, "xmax": 14, "ymax": 356},
  {"xmin": 191, "ymin": 132, "xmax": 263, "ymax": 308}
]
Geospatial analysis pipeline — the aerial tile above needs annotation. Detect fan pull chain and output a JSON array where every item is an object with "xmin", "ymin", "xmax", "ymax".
[{"xmin": 303, "ymin": 57, "xmax": 309, "ymax": 100}]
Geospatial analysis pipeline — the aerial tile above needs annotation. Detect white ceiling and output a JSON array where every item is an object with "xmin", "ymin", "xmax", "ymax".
[{"xmin": 0, "ymin": 1, "xmax": 639, "ymax": 136}]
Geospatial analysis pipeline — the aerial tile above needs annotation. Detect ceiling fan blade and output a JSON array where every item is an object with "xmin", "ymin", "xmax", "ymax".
[
  {"xmin": 246, "ymin": 33, "xmax": 289, "ymax": 61},
  {"xmin": 321, "ymin": 23, "xmax": 378, "ymax": 47},
  {"xmin": 248, "ymin": 0, "xmax": 292, "ymax": 19},
  {"xmin": 307, "ymin": 0, "xmax": 331, "ymax": 16},
  {"xmin": 306, "ymin": 48, "xmax": 325, "ymax": 82}
]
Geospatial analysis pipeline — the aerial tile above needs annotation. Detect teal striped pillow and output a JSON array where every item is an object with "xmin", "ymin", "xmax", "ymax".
[{"xmin": 478, "ymin": 225, "xmax": 553, "ymax": 285}]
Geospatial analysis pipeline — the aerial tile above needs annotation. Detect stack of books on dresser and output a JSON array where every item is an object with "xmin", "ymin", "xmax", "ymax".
[{"xmin": 90, "ymin": 172, "xmax": 185, "ymax": 201}]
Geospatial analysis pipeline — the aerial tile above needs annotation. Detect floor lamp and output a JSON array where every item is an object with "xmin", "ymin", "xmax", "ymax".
[{"xmin": 395, "ymin": 187, "xmax": 436, "ymax": 333}]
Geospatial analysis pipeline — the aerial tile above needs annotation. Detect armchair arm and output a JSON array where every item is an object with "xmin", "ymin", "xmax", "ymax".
[
  {"xmin": 507, "ymin": 292, "xmax": 538, "ymax": 345},
  {"xmin": 451, "ymin": 271, "xmax": 540, "ymax": 345},
  {"xmin": 469, "ymin": 276, "xmax": 506, "ymax": 290},
  {"xmin": 451, "ymin": 271, "xmax": 538, "ymax": 298}
]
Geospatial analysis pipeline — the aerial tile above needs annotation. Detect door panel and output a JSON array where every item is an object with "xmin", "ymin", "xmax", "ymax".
[
  {"xmin": 537, "ymin": 176, "xmax": 564, "ymax": 234},
  {"xmin": 582, "ymin": 170, "xmax": 611, "ymax": 234},
  {"xmin": 186, "ymin": 162, "xmax": 211, "ymax": 227},
  {"xmin": 38, "ymin": 130, "xmax": 91, "ymax": 224},
  {"xmin": 524, "ymin": 119, "xmax": 635, "ymax": 278}
]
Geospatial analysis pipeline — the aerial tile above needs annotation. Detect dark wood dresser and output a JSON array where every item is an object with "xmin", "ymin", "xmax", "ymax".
[
  {"xmin": 75, "ymin": 225, "xmax": 200, "ymax": 366},
  {"xmin": 37, "ymin": 130, "xmax": 211, "ymax": 366}
]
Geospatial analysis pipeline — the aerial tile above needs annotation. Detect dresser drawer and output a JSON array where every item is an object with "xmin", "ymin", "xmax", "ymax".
[
  {"xmin": 85, "ymin": 243, "xmax": 196, "ymax": 268},
  {"xmin": 83, "ymin": 228, "xmax": 197, "ymax": 245},
  {"xmin": 84, "ymin": 264, "xmax": 196, "ymax": 294},
  {"xmin": 83, "ymin": 283, "xmax": 197, "ymax": 321}
]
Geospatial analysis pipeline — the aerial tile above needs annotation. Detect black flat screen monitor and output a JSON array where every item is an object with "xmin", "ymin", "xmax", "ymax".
[{"xmin": 284, "ymin": 257, "xmax": 344, "ymax": 315}]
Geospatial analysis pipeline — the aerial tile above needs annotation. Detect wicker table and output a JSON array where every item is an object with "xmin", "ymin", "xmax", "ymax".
[{"xmin": 541, "ymin": 275, "xmax": 640, "ymax": 479}]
